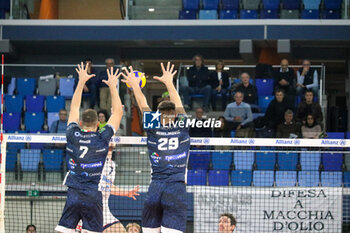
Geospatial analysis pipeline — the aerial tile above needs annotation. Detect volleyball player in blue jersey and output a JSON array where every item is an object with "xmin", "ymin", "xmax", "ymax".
[
  {"xmin": 122, "ymin": 62, "xmax": 190, "ymax": 233},
  {"xmin": 55, "ymin": 63, "xmax": 123, "ymax": 233}
]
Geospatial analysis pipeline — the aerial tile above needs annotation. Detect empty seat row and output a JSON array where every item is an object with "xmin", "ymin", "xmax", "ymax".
[
  {"xmin": 7, "ymin": 77, "xmax": 75, "ymax": 97},
  {"xmin": 182, "ymin": 0, "xmax": 342, "ymax": 11},
  {"xmin": 189, "ymin": 151, "xmax": 345, "ymax": 171},
  {"xmin": 5, "ymin": 95, "xmax": 65, "ymax": 113},
  {"xmin": 180, "ymin": 9, "xmax": 341, "ymax": 19},
  {"xmin": 188, "ymin": 170, "xmax": 345, "ymax": 187},
  {"xmin": 6, "ymin": 148, "xmax": 64, "ymax": 172}
]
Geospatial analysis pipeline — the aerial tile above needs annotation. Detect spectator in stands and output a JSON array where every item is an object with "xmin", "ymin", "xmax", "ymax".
[
  {"xmin": 264, "ymin": 89, "xmax": 289, "ymax": 136},
  {"xmin": 49, "ymin": 109, "xmax": 68, "ymax": 133},
  {"xmin": 274, "ymin": 59, "xmax": 295, "ymax": 106},
  {"xmin": 209, "ymin": 60, "xmax": 229, "ymax": 111},
  {"xmin": 296, "ymin": 59, "xmax": 319, "ymax": 97},
  {"xmin": 235, "ymin": 72, "xmax": 258, "ymax": 112},
  {"xmin": 276, "ymin": 109, "xmax": 301, "ymax": 138},
  {"xmin": 295, "ymin": 90, "xmax": 323, "ymax": 124},
  {"xmin": 301, "ymin": 114, "xmax": 322, "ymax": 139},
  {"xmin": 224, "ymin": 92, "xmax": 254, "ymax": 136},
  {"xmin": 180, "ymin": 54, "xmax": 211, "ymax": 111},
  {"xmin": 214, "ymin": 116, "xmax": 230, "ymax": 137},
  {"xmin": 219, "ymin": 213, "xmax": 236, "ymax": 233},
  {"xmin": 190, "ymin": 107, "xmax": 212, "ymax": 137},
  {"xmin": 26, "ymin": 224, "xmax": 36, "ymax": 233},
  {"xmin": 97, "ymin": 109, "xmax": 110, "ymax": 130},
  {"xmin": 98, "ymin": 58, "xmax": 116, "ymax": 112},
  {"xmin": 126, "ymin": 223, "xmax": 141, "ymax": 233}
]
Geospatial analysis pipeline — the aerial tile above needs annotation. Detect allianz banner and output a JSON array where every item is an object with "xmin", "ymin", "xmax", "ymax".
[{"xmin": 193, "ymin": 187, "xmax": 342, "ymax": 233}]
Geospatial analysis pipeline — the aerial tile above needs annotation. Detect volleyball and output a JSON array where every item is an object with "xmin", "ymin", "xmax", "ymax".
[{"xmin": 126, "ymin": 71, "xmax": 146, "ymax": 89}]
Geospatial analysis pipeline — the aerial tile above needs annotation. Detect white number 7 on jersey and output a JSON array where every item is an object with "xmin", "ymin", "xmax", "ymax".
[{"xmin": 79, "ymin": 146, "xmax": 89, "ymax": 158}]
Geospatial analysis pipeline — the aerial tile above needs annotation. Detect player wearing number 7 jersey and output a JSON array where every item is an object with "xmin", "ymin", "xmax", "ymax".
[
  {"xmin": 121, "ymin": 62, "xmax": 190, "ymax": 233},
  {"xmin": 55, "ymin": 63, "xmax": 124, "ymax": 233}
]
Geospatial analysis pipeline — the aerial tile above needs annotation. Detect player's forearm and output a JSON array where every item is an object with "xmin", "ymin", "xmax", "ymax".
[
  {"xmin": 110, "ymin": 185, "xmax": 129, "ymax": 196},
  {"xmin": 71, "ymin": 81, "xmax": 84, "ymax": 109},
  {"xmin": 133, "ymin": 87, "xmax": 149, "ymax": 112},
  {"xmin": 166, "ymin": 82, "xmax": 185, "ymax": 113},
  {"xmin": 109, "ymin": 86, "xmax": 123, "ymax": 115}
]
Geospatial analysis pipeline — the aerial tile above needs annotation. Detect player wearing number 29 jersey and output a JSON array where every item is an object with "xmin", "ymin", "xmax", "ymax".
[{"xmin": 122, "ymin": 62, "xmax": 189, "ymax": 233}]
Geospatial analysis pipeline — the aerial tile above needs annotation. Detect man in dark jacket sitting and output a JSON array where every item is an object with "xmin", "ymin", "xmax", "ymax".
[
  {"xmin": 274, "ymin": 59, "xmax": 296, "ymax": 107},
  {"xmin": 235, "ymin": 72, "xmax": 258, "ymax": 112},
  {"xmin": 295, "ymin": 90, "xmax": 323, "ymax": 125},
  {"xmin": 180, "ymin": 54, "xmax": 211, "ymax": 111}
]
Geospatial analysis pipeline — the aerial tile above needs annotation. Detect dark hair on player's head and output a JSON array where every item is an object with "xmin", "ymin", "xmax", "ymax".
[
  {"xmin": 97, "ymin": 109, "xmax": 110, "ymax": 122},
  {"xmin": 82, "ymin": 109, "xmax": 98, "ymax": 127},
  {"xmin": 26, "ymin": 224, "xmax": 36, "ymax": 231},
  {"xmin": 84, "ymin": 58, "xmax": 93, "ymax": 63},
  {"xmin": 275, "ymin": 88, "xmax": 285, "ymax": 95},
  {"xmin": 157, "ymin": 100, "xmax": 176, "ymax": 112},
  {"xmin": 305, "ymin": 89, "xmax": 314, "ymax": 95},
  {"xmin": 220, "ymin": 213, "xmax": 237, "ymax": 226}
]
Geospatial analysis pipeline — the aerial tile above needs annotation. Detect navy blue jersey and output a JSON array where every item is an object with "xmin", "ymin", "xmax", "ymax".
[
  {"xmin": 64, "ymin": 122, "xmax": 115, "ymax": 190},
  {"xmin": 146, "ymin": 117, "xmax": 190, "ymax": 182}
]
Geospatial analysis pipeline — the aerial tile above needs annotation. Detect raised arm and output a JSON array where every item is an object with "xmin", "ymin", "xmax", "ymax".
[
  {"xmin": 102, "ymin": 67, "xmax": 124, "ymax": 131},
  {"xmin": 110, "ymin": 185, "xmax": 140, "ymax": 200},
  {"xmin": 68, "ymin": 62, "xmax": 96, "ymax": 124},
  {"xmin": 153, "ymin": 62, "xmax": 186, "ymax": 115},
  {"xmin": 121, "ymin": 66, "xmax": 151, "ymax": 114}
]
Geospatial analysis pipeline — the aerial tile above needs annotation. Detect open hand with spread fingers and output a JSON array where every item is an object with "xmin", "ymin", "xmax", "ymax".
[
  {"xmin": 103, "ymin": 67, "xmax": 121, "ymax": 88},
  {"xmin": 127, "ymin": 185, "xmax": 140, "ymax": 200},
  {"xmin": 153, "ymin": 62, "xmax": 177, "ymax": 87},
  {"xmin": 121, "ymin": 66, "xmax": 142, "ymax": 90},
  {"xmin": 75, "ymin": 62, "xmax": 96, "ymax": 84}
]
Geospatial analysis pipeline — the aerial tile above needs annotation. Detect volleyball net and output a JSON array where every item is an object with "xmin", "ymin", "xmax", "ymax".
[{"xmin": 1, "ymin": 134, "xmax": 350, "ymax": 233}]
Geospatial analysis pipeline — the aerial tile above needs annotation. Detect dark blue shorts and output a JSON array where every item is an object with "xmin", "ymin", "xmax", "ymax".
[
  {"xmin": 142, "ymin": 181, "xmax": 187, "ymax": 232},
  {"xmin": 56, "ymin": 187, "xmax": 103, "ymax": 232}
]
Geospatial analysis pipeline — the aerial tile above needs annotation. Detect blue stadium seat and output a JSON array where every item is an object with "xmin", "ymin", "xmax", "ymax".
[
  {"xmin": 6, "ymin": 149, "xmax": 17, "ymax": 171},
  {"xmin": 25, "ymin": 112, "xmax": 44, "ymax": 132},
  {"xmin": 203, "ymin": 0, "xmax": 219, "ymax": 9},
  {"xmin": 256, "ymin": 152, "xmax": 276, "ymax": 170},
  {"xmin": 212, "ymin": 152, "xmax": 232, "ymax": 170},
  {"xmin": 324, "ymin": 0, "xmax": 342, "ymax": 10},
  {"xmin": 253, "ymin": 171, "xmax": 274, "ymax": 187},
  {"xmin": 7, "ymin": 77, "xmax": 16, "ymax": 95},
  {"xmin": 298, "ymin": 171, "xmax": 319, "ymax": 187},
  {"xmin": 263, "ymin": 0, "xmax": 280, "ymax": 10},
  {"xmin": 219, "ymin": 10, "xmax": 238, "ymax": 19},
  {"xmin": 282, "ymin": 0, "xmax": 300, "ymax": 9},
  {"xmin": 278, "ymin": 152, "xmax": 298, "ymax": 171},
  {"xmin": 199, "ymin": 10, "xmax": 218, "ymax": 19},
  {"xmin": 46, "ymin": 96, "xmax": 65, "ymax": 112},
  {"xmin": 20, "ymin": 149, "xmax": 41, "ymax": 172},
  {"xmin": 47, "ymin": 112, "xmax": 60, "ymax": 131},
  {"xmin": 25, "ymin": 95, "xmax": 45, "ymax": 112},
  {"xmin": 43, "ymin": 149, "xmax": 64, "ymax": 171},
  {"xmin": 321, "ymin": 172, "xmax": 342, "ymax": 187},
  {"xmin": 346, "ymin": 132, "xmax": 350, "ymax": 139},
  {"xmin": 231, "ymin": 170, "xmax": 252, "ymax": 186},
  {"xmin": 301, "ymin": 9, "xmax": 319, "ymax": 19},
  {"xmin": 258, "ymin": 96, "xmax": 274, "ymax": 112},
  {"xmin": 179, "ymin": 10, "xmax": 197, "ymax": 19},
  {"xmin": 29, "ymin": 143, "xmax": 46, "ymax": 149},
  {"xmin": 300, "ymin": 152, "xmax": 320, "ymax": 170},
  {"xmin": 234, "ymin": 151, "xmax": 254, "ymax": 170},
  {"xmin": 322, "ymin": 10, "xmax": 340, "ymax": 19},
  {"xmin": 208, "ymin": 170, "xmax": 229, "ymax": 186},
  {"xmin": 16, "ymin": 78, "xmax": 36, "ymax": 96},
  {"xmin": 327, "ymin": 132, "xmax": 344, "ymax": 139},
  {"xmin": 7, "ymin": 143, "xmax": 26, "ymax": 150},
  {"xmin": 5, "ymin": 95, "xmax": 23, "ymax": 113},
  {"xmin": 260, "ymin": 9, "xmax": 279, "ymax": 19},
  {"xmin": 344, "ymin": 172, "xmax": 350, "ymax": 187},
  {"xmin": 189, "ymin": 151, "xmax": 211, "ymax": 170},
  {"xmin": 240, "ymin": 10, "xmax": 258, "ymax": 19},
  {"xmin": 255, "ymin": 79, "xmax": 274, "ymax": 96},
  {"xmin": 276, "ymin": 171, "xmax": 297, "ymax": 187},
  {"xmin": 183, "ymin": 0, "xmax": 199, "ymax": 10},
  {"xmin": 4, "ymin": 112, "xmax": 21, "ymax": 131},
  {"xmin": 222, "ymin": 0, "xmax": 239, "ymax": 10},
  {"xmin": 187, "ymin": 170, "xmax": 207, "ymax": 185},
  {"xmin": 59, "ymin": 78, "xmax": 74, "ymax": 98},
  {"xmin": 303, "ymin": 0, "xmax": 320, "ymax": 10},
  {"xmin": 322, "ymin": 153, "xmax": 343, "ymax": 171}
]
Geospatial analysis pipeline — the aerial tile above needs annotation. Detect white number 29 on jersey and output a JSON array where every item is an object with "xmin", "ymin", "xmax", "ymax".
[{"xmin": 158, "ymin": 137, "xmax": 179, "ymax": 151}]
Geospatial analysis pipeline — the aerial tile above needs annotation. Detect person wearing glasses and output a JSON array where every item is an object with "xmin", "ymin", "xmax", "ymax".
[
  {"xmin": 50, "ymin": 109, "xmax": 68, "ymax": 133},
  {"xmin": 296, "ymin": 59, "xmax": 319, "ymax": 97},
  {"xmin": 274, "ymin": 59, "xmax": 296, "ymax": 107}
]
